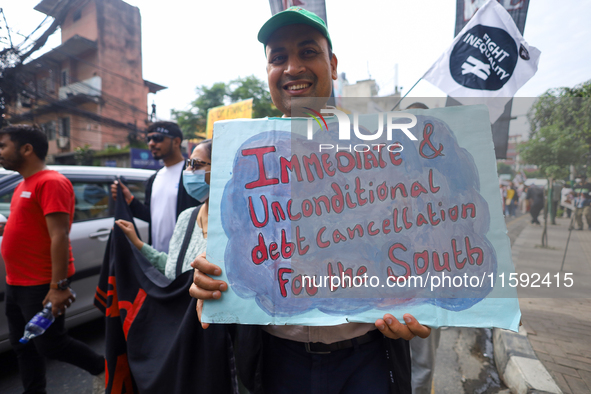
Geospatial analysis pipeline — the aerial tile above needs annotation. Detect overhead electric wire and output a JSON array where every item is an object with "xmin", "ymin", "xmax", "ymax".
[
  {"xmin": 16, "ymin": 0, "xmax": 71, "ymax": 51},
  {"xmin": 65, "ymin": 126, "xmax": 133, "ymax": 141},
  {"xmin": 19, "ymin": 0, "xmax": 87, "ymax": 63},
  {"xmin": 10, "ymin": 0, "xmax": 161, "ymax": 121},
  {"xmin": 9, "ymin": 81, "xmax": 145, "ymax": 127},
  {"xmin": 4, "ymin": 106, "xmax": 135, "ymax": 141},
  {"xmin": 0, "ymin": 8, "xmax": 13, "ymax": 48},
  {"xmin": 23, "ymin": 51, "xmax": 154, "ymax": 117},
  {"xmin": 22, "ymin": 56, "xmax": 151, "ymax": 119},
  {"xmin": 37, "ymin": 43, "xmax": 159, "ymax": 90},
  {"xmin": 8, "ymin": 78, "xmax": 145, "ymax": 133},
  {"xmin": 62, "ymin": 76, "xmax": 149, "ymax": 117},
  {"xmin": 15, "ymin": 15, "xmax": 51, "ymax": 50},
  {"xmin": 5, "ymin": 28, "xmax": 28, "ymax": 39},
  {"xmin": 5, "ymin": 0, "xmax": 161, "ymax": 139},
  {"xmin": 17, "ymin": 0, "xmax": 91, "ymax": 52}
]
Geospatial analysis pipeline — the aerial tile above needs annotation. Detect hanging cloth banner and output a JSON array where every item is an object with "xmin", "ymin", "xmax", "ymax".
[
  {"xmin": 268, "ymin": 0, "xmax": 327, "ymax": 23},
  {"xmin": 454, "ymin": 0, "xmax": 530, "ymax": 36},
  {"xmin": 94, "ymin": 187, "xmax": 234, "ymax": 394}
]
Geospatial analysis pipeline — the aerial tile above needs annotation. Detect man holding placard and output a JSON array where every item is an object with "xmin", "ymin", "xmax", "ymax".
[{"xmin": 190, "ymin": 7, "xmax": 430, "ymax": 393}]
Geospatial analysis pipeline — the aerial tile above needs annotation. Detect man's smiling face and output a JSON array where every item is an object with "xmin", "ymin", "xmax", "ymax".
[{"xmin": 265, "ymin": 24, "xmax": 337, "ymax": 117}]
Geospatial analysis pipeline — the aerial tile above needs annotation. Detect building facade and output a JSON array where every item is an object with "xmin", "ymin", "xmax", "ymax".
[{"xmin": 7, "ymin": 0, "xmax": 165, "ymax": 163}]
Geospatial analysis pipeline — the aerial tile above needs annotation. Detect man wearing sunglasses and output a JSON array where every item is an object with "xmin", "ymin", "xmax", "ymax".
[{"xmin": 111, "ymin": 121, "xmax": 200, "ymax": 253}]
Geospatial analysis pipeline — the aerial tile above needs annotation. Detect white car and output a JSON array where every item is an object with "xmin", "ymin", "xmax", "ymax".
[{"xmin": 0, "ymin": 165, "xmax": 155, "ymax": 353}]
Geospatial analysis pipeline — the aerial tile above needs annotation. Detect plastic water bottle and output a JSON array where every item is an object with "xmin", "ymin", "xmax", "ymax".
[{"xmin": 19, "ymin": 303, "xmax": 55, "ymax": 344}]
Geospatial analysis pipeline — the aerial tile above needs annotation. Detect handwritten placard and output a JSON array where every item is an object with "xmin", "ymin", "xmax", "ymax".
[{"xmin": 204, "ymin": 105, "xmax": 520, "ymax": 331}]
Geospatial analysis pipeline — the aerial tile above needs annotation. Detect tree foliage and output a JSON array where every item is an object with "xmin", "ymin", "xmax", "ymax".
[
  {"xmin": 171, "ymin": 82, "xmax": 226, "ymax": 139},
  {"xmin": 74, "ymin": 144, "xmax": 95, "ymax": 165},
  {"xmin": 519, "ymin": 80, "xmax": 591, "ymax": 179},
  {"xmin": 497, "ymin": 162, "xmax": 514, "ymax": 176},
  {"xmin": 228, "ymin": 75, "xmax": 281, "ymax": 119},
  {"xmin": 171, "ymin": 75, "xmax": 281, "ymax": 139}
]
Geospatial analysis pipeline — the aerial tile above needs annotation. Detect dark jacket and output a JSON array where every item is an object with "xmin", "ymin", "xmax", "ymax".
[{"xmin": 128, "ymin": 168, "xmax": 201, "ymax": 245}]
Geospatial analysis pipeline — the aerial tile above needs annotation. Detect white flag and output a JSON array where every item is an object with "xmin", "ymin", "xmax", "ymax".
[{"xmin": 423, "ymin": 0, "xmax": 540, "ymax": 123}]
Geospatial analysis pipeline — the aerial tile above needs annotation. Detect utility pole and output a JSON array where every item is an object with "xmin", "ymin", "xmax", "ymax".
[{"xmin": 394, "ymin": 63, "xmax": 399, "ymax": 95}]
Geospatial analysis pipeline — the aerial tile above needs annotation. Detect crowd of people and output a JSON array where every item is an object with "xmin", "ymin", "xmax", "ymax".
[
  {"xmin": 1, "ymin": 6, "xmax": 589, "ymax": 394},
  {"xmin": 0, "ymin": 8, "xmax": 432, "ymax": 394},
  {"xmin": 499, "ymin": 176, "xmax": 591, "ymax": 229}
]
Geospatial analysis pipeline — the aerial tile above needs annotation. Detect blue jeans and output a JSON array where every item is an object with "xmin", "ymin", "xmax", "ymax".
[
  {"xmin": 5, "ymin": 284, "xmax": 104, "ymax": 394},
  {"xmin": 505, "ymin": 202, "xmax": 515, "ymax": 216}
]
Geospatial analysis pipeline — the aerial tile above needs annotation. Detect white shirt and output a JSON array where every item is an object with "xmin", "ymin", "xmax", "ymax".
[
  {"xmin": 150, "ymin": 160, "xmax": 184, "ymax": 253},
  {"xmin": 263, "ymin": 323, "xmax": 376, "ymax": 344}
]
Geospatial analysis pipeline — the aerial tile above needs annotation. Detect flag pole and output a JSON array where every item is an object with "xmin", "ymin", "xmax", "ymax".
[{"xmin": 391, "ymin": 78, "xmax": 422, "ymax": 111}]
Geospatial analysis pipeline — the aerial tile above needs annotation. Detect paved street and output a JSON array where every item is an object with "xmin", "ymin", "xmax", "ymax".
[
  {"xmin": 515, "ymin": 216, "xmax": 591, "ymax": 393},
  {"xmin": 3, "ymin": 212, "xmax": 585, "ymax": 394},
  {"xmin": 0, "ymin": 318, "xmax": 104, "ymax": 393},
  {"xmin": 431, "ymin": 213, "xmax": 528, "ymax": 394},
  {"xmin": 433, "ymin": 327, "xmax": 509, "ymax": 394}
]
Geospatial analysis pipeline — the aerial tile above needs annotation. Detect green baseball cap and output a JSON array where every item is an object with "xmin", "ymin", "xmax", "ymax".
[{"xmin": 258, "ymin": 6, "xmax": 332, "ymax": 49}]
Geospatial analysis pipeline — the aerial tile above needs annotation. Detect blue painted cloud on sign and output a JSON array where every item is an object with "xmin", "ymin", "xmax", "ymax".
[{"xmin": 221, "ymin": 115, "xmax": 496, "ymax": 317}]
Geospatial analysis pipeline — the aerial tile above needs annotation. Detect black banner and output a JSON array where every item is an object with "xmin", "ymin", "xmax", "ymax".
[
  {"xmin": 94, "ymin": 187, "xmax": 234, "ymax": 394},
  {"xmin": 268, "ymin": 0, "xmax": 328, "ymax": 24},
  {"xmin": 454, "ymin": 0, "xmax": 530, "ymax": 36}
]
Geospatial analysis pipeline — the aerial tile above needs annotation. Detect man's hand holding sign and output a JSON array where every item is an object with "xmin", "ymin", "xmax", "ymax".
[{"xmin": 190, "ymin": 252, "xmax": 431, "ymax": 340}]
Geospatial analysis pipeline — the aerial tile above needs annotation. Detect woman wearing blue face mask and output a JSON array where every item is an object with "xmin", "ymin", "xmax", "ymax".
[{"xmin": 116, "ymin": 139, "xmax": 212, "ymax": 279}]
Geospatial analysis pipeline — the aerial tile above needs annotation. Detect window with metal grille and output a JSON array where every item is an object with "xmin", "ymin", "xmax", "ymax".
[
  {"xmin": 42, "ymin": 121, "xmax": 57, "ymax": 141},
  {"xmin": 61, "ymin": 69, "xmax": 69, "ymax": 87}
]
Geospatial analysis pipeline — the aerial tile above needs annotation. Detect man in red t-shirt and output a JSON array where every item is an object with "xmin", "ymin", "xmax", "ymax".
[{"xmin": 0, "ymin": 125, "xmax": 104, "ymax": 393}]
